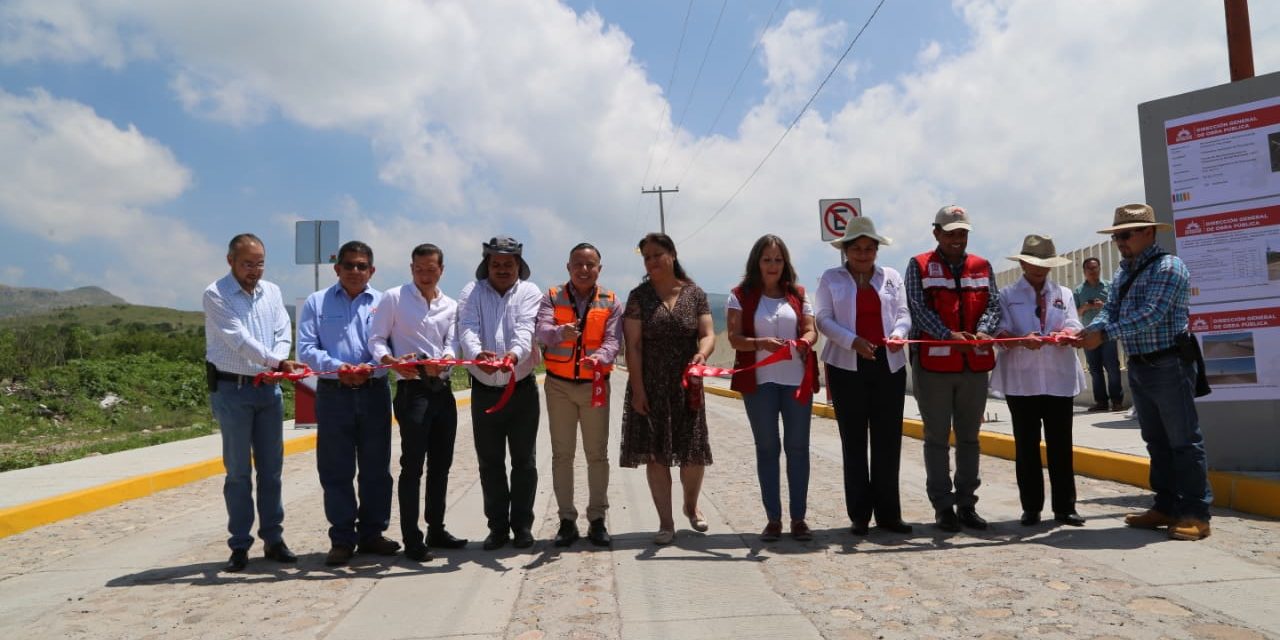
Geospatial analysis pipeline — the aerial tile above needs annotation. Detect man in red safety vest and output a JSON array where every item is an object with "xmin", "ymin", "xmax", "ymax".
[
  {"xmin": 535, "ymin": 243, "xmax": 624, "ymax": 547},
  {"xmin": 905, "ymin": 205, "xmax": 1002, "ymax": 533}
]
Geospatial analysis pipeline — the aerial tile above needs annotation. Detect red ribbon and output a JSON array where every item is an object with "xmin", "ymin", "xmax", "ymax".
[
  {"xmin": 883, "ymin": 333, "xmax": 1080, "ymax": 347},
  {"xmin": 254, "ymin": 356, "xmax": 520, "ymax": 414},
  {"xmin": 682, "ymin": 340, "xmax": 815, "ymax": 405}
]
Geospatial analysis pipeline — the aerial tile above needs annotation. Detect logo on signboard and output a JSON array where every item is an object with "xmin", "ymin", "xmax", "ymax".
[
  {"xmin": 1176, "ymin": 128, "xmax": 1192, "ymax": 142},
  {"xmin": 1184, "ymin": 221, "xmax": 1202, "ymax": 235},
  {"xmin": 1192, "ymin": 317, "xmax": 1209, "ymax": 332}
]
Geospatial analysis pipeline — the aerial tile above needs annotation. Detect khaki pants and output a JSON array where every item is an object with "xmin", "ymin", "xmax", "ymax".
[{"xmin": 544, "ymin": 375, "xmax": 610, "ymax": 522}]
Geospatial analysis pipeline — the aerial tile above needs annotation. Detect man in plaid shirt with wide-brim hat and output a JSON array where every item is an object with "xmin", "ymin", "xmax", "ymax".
[{"xmin": 1079, "ymin": 203, "xmax": 1212, "ymax": 541}]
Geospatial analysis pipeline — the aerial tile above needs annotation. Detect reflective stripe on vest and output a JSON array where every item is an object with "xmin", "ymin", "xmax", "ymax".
[
  {"xmin": 913, "ymin": 252, "xmax": 996, "ymax": 373},
  {"xmin": 543, "ymin": 285, "xmax": 616, "ymax": 380}
]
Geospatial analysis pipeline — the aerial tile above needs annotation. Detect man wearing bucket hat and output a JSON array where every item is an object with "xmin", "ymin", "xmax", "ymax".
[
  {"xmin": 904, "ymin": 205, "xmax": 1001, "ymax": 533},
  {"xmin": 1079, "ymin": 204, "xmax": 1212, "ymax": 541},
  {"xmin": 991, "ymin": 235, "xmax": 1087, "ymax": 527},
  {"xmin": 458, "ymin": 236, "xmax": 545, "ymax": 550}
]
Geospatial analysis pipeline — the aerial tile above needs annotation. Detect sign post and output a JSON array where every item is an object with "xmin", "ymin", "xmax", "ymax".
[
  {"xmin": 295, "ymin": 220, "xmax": 340, "ymax": 292},
  {"xmin": 819, "ymin": 198, "xmax": 861, "ymax": 242}
]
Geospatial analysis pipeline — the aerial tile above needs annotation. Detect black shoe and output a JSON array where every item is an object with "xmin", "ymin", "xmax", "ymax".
[
  {"xmin": 588, "ymin": 518, "xmax": 612, "ymax": 547},
  {"xmin": 850, "ymin": 520, "xmax": 870, "ymax": 536},
  {"xmin": 957, "ymin": 508, "xmax": 988, "ymax": 530},
  {"xmin": 1086, "ymin": 403, "xmax": 1108, "ymax": 413},
  {"xmin": 483, "ymin": 531, "xmax": 509, "ymax": 550},
  {"xmin": 1054, "ymin": 512, "xmax": 1086, "ymax": 527},
  {"xmin": 1020, "ymin": 511, "xmax": 1041, "ymax": 526},
  {"xmin": 427, "ymin": 527, "xmax": 470, "ymax": 549},
  {"xmin": 357, "ymin": 535, "xmax": 402, "ymax": 556},
  {"xmin": 512, "ymin": 528, "xmax": 535, "ymax": 549},
  {"xmin": 876, "ymin": 520, "xmax": 913, "ymax": 534},
  {"xmin": 224, "ymin": 548, "xmax": 249, "ymax": 572},
  {"xmin": 325, "ymin": 544, "xmax": 354, "ymax": 566},
  {"xmin": 554, "ymin": 519, "xmax": 580, "ymax": 547},
  {"xmin": 935, "ymin": 508, "xmax": 961, "ymax": 533},
  {"xmin": 263, "ymin": 541, "xmax": 298, "ymax": 563},
  {"xmin": 404, "ymin": 544, "xmax": 434, "ymax": 562}
]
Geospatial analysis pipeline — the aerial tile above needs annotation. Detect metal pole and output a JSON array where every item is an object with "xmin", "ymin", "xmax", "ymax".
[
  {"xmin": 1225, "ymin": 0, "xmax": 1254, "ymax": 81},
  {"xmin": 314, "ymin": 231, "xmax": 321, "ymax": 291},
  {"xmin": 641, "ymin": 186, "xmax": 680, "ymax": 235}
]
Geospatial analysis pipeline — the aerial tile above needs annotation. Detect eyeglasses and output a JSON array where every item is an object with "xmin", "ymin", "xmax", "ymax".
[
  {"xmin": 1111, "ymin": 231, "xmax": 1133, "ymax": 241},
  {"xmin": 340, "ymin": 261, "xmax": 372, "ymax": 272}
]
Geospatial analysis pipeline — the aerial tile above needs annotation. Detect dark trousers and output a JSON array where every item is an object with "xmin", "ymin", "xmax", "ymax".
[
  {"xmin": 827, "ymin": 352, "xmax": 907, "ymax": 525},
  {"xmin": 1129, "ymin": 354, "xmax": 1212, "ymax": 520},
  {"xmin": 316, "ymin": 378, "xmax": 393, "ymax": 547},
  {"xmin": 1006, "ymin": 394, "xmax": 1076, "ymax": 516},
  {"xmin": 472, "ymin": 376, "xmax": 540, "ymax": 534},
  {"xmin": 394, "ymin": 378, "xmax": 459, "ymax": 546},
  {"xmin": 1085, "ymin": 339, "xmax": 1124, "ymax": 405}
]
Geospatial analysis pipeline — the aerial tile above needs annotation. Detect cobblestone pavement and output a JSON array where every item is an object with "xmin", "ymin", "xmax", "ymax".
[{"xmin": 1, "ymin": 375, "xmax": 1277, "ymax": 639}]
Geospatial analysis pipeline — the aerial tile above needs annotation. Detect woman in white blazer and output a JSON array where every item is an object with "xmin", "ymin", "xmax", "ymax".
[
  {"xmin": 991, "ymin": 234, "xmax": 1087, "ymax": 527},
  {"xmin": 815, "ymin": 217, "xmax": 913, "ymax": 535}
]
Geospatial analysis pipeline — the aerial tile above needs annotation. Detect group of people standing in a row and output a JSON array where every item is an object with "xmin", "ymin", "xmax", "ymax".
[{"xmin": 203, "ymin": 201, "xmax": 1213, "ymax": 573}]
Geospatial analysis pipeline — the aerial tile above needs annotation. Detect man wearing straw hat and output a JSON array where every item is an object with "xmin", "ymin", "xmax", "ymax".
[
  {"xmin": 905, "ymin": 205, "xmax": 1002, "ymax": 533},
  {"xmin": 1079, "ymin": 203, "xmax": 1212, "ymax": 541}
]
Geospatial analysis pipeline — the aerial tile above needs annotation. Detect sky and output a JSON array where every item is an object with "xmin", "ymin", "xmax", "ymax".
[{"xmin": 2, "ymin": 0, "xmax": 1279, "ymax": 309}]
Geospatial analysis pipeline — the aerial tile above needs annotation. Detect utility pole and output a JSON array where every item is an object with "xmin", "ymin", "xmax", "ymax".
[
  {"xmin": 641, "ymin": 185, "xmax": 679, "ymax": 234},
  {"xmin": 1224, "ymin": 0, "xmax": 1254, "ymax": 81}
]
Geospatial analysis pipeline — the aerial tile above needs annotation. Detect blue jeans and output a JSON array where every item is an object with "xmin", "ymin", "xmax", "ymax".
[
  {"xmin": 315, "ymin": 378, "xmax": 393, "ymax": 547},
  {"xmin": 741, "ymin": 383, "xmax": 812, "ymax": 522},
  {"xmin": 210, "ymin": 380, "xmax": 285, "ymax": 551},
  {"xmin": 1085, "ymin": 339, "xmax": 1123, "ymax": 405},
  {"xmin": 1128, "ymin": 353, "xmax": 1212, "ymax": 520}
]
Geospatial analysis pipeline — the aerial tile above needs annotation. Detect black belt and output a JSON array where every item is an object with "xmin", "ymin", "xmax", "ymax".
[
  {"xmin": 317, "ymin": 377, "xmax": 387, "ymax": 390},
  {"xmin": 545, "ymin": 371, "xmax": 609, "ymax": 384},
  {"xmin": 1128, "ymin": 345, "xmax": 1179, "ymax": 366},
  {"xmin": 213, "ymin": 370, "xmax": 257, "ymax": 385}
]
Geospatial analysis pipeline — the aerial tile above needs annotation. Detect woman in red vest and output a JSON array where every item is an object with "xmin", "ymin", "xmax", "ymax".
[
  {"xmin": 816, "ymin": 217, "xmax": 914, "ymax": 535},
  {"xmin": 726, "ymin": 235, "xmax": 819, "ymax": 542}
]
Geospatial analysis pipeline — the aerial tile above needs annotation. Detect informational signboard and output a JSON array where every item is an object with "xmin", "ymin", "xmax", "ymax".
[
  {"xmin": 1144, "ymin": 75, "xmax": 1280, "ymax": 407},
  {"xmin": 819, "ymin": 198, "xmax": 861, "ymax": 241}
]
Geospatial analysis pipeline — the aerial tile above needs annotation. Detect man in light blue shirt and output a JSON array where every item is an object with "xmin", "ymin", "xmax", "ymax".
[
  {"xmin": 297, "ymin": 240, "xmax": 399, "ymax": 566},
  {"xmin": 203, "ymin": 233, "xmax": 301, "ymax": 572}
]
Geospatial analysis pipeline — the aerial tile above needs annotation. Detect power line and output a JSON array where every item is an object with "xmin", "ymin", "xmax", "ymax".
[
  {"xmin": 671, "ymin": 0, "xmax": 784, "ymax": 190},
  {"xmin": 631, "ymin": 0, "xmax": 697, "ymax": 242},
  {"xmin": 679, "ymin": 0, "xmax": 888, "ymax": 244},
  {"xmin": 653, "ymin": 0, "xmax": 729, "ymax": 183}
]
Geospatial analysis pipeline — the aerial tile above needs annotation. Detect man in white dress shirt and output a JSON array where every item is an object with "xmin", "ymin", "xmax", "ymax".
[
  {"xmin": 458, "ymin": 236, "xmax": 543, "ymax": 550},
  {"xmin": 369, "ymin": 243, "xmax": 469, "ymax": 561}
]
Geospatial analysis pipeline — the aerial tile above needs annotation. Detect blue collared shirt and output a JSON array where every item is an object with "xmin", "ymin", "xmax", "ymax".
[
  {"xmin": 204, "ymin": 273, "xmax": 292, "ymax": 375},
  {"xmin": 1087, "ymin": 243, "xmax": 1189, "ymax": 356},
  {"xmin": 297, "ymin": 283, "xmax": 385, "ymax": 379}
]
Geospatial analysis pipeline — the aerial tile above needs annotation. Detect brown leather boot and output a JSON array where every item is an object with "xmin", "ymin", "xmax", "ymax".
[
  {"xmin": 1168, "ymin": 518, "xmax": 1211, "ymax": 541},
  {"xmin": 1123, "ymin": 509, "xmax": 1177, "ymax": 529}
]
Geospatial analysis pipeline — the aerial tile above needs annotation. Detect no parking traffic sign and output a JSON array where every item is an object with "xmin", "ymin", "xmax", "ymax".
[{"xmin": 819, "ymin": 198, "xmax": 861, "ymax": 241}]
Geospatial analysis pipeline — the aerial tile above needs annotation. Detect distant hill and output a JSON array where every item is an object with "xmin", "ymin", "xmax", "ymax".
[
  {"xmin": 0, "ymin": 284, "xmax": 127, "ymax": 319},
  {"xmin": 0, "ymin": 303, "xmax": 204, "ymax": 330}
]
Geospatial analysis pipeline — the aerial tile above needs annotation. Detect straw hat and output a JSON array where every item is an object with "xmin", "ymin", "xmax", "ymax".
[
  {"xmin": 1096, "ymin": 203, "xmax": 1173, "ymax": 234},
  {"xmin": 830, "ymin": 216, "xmax": 893, "ymax": 248},
  {"xmin": 1007, "ymin": 234, "xmax": 1072, "ymax": 268}
]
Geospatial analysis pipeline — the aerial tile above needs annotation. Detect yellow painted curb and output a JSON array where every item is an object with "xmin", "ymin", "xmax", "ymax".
[
  {"xmin": 0, "ymin": 397, "xmax": 474, "ymax": 539},
  {"xmin": 704, "ymin": 385, "xmax": 1280, "ymax": 519}
]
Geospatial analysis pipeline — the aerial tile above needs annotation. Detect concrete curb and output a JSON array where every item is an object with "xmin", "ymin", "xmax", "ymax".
[
  {"xmin": 0, "ymin": 398, "xmax": 473, "ymax": 538},
  {"xmin": 705, "ymin": 385, "xmax": 1280, "ymax": 519}
]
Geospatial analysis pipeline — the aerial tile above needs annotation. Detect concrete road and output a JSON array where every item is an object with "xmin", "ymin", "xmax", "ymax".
[{"xmin": 1, "ymin": 375, "xmax": 1277, "ymax": 639}]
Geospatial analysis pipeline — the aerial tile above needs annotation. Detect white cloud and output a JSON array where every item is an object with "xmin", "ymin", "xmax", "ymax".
[
  {"xmin": 4, "ymin": 0, "xmax": 1280, "ymax": 303},
  {"xmin": 50, "ymin": 254, "xmax": 72, "ymax": 275},
  {"xmin": 0, "ymin": 89, "xmax": 221, "ymax": 306}
]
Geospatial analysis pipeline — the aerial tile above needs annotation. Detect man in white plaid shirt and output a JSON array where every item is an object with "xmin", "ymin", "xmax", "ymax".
[{"xmin": 204, "ymin": 233, "xmax": 302, "ymax": 572}]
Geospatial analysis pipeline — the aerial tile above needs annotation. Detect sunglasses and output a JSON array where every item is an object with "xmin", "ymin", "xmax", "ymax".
[
  {"xmin": 1111, "ymin": 231, "xmax": 1134, "ymax": 241},
  {"xmin": 340, "ymin": 261, "xmax": 372, "ymax": 272}
]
